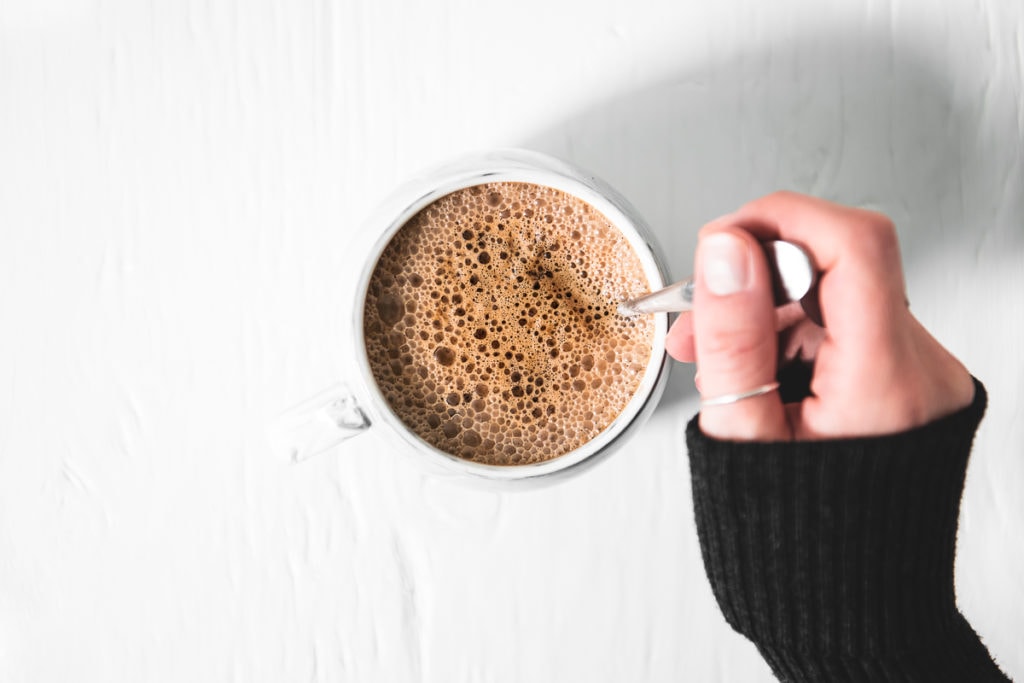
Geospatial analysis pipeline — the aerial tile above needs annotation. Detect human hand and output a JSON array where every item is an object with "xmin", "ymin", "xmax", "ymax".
[{"xmin": 666, "ymin": 191, "xmax": 975, "ymax": 441}]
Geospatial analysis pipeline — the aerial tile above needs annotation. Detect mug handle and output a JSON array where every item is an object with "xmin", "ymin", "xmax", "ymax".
[{"xmin": 268, "ymin": 383, "xmax": 372, "ymax": 462}]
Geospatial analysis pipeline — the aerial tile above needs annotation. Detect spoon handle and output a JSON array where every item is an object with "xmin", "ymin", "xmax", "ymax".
[
  {"xmin": 618, "ymin": 240, "xmax": 815, "ymax": 316},
  {"xmin": 617, "ymin": 279, "xmax": 696, "ymax": 316}
]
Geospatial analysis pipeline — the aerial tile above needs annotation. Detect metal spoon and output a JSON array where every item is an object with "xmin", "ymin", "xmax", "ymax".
[{"xmin": 617, "ymin": 240, "xmax": 816, "ymax": 316}]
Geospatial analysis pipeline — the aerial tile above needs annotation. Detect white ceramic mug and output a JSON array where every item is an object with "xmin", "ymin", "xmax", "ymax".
[{"xmin": 272, "ymin": 149, "xmax": 671, "ymax": 484}]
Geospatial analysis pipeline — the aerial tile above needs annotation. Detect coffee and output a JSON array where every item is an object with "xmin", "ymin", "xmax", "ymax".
[{"xmin": 363, "ymin": 181, "xmax": 655, "ymax": 465}]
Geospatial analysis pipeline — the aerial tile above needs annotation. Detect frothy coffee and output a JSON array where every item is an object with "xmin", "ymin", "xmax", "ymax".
[{"xmin": 363, "ymin": 182, "xmax": 655, "ymax": 465}]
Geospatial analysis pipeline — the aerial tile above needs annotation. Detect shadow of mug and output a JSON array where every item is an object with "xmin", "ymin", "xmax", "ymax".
[{"xmin": 523, "ymin": 27, "xmax": 1022, "ymax": 411}]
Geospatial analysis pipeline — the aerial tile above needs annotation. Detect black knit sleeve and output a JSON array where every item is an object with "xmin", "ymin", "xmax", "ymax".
[{"xmin": 686, "ymin": 379, "xmax": 1012, "ymax": 682}]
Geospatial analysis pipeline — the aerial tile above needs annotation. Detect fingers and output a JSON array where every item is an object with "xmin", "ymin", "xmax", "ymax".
[
  {"xmin": 666, "ymin": 313, "xmax": 695, "ymax": 362},
  {"xmin": 779, "ymin": 317, "xmax": 827, "ymax": 363},
  {"xmin": 693, "ymin": 227, "xmax": 790, "ymax": 441},
  {"xmin": 669, "ymin": 290, "xmax": 819, "ymax": 366},
  {"xmin": 729, "ymin": 192, "xmax": 908, "ymax": 338},
  {"xmin": 674, "ymin": 192, "xmax": 972, "ymax": 442}
]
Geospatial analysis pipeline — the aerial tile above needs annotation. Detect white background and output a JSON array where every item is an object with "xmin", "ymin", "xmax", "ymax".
[{"xmin": 1, "ymin": 0, "xmax": 1022, "ymax": 681}]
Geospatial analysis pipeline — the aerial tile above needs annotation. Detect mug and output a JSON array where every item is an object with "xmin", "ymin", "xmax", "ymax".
[{"xmin": 271, "ymin": 149, "xmax": 671, "ymax": 484}]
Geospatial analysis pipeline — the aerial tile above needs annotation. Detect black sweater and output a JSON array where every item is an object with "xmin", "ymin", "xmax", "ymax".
[{"xmin": 686, "ymin": 379, "xmax": 1012, "ymax": 681}]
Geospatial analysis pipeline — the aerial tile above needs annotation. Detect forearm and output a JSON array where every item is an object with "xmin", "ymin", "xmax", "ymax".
[{"xmin": 686, "ymin": 379, "xmax": 1010, "ymax": 682}]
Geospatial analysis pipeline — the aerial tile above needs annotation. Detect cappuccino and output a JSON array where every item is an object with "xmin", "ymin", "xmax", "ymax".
[{"xmin": 363, "ymin": 182, "xmax": 655, "ymax": 465}]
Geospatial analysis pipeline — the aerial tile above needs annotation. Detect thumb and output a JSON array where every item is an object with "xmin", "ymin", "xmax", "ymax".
[{"xmin": 693, "ymin": 227, "xmax": 790, "ymax": 440}]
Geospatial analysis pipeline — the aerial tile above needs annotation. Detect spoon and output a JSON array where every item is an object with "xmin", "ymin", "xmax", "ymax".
[{"xmin": 617, "ymin": 240, "xmax": 816, "ymax": 316}]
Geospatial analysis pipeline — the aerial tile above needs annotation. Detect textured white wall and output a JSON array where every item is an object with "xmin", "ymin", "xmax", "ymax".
[{"xmin": 1, "ymin": 0, "xmax": 1021, "ymax": 681}]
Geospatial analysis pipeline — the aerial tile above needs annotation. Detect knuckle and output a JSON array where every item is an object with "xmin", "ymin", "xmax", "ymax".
[
  {"xmin": 852, "ymin": 210, "xmax": 901, "ymax": 260},
  {"xmin": 700, "ymin": 324, "xmax": 774, "ymax": 374},
  {"xmin": 766, "ymin": 189, "xmax": 801, "ymax": 203},
  {"xmin": 744, "ymin": 190, "xmax": 801, "ymax": 213},
  {"xmin": 860, "ymin": 209, "xmax": 897, "ymax": 241}
]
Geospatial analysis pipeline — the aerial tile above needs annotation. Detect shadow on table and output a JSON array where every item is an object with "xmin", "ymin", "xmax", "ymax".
[{"xmin": 522, "ymin": 27, "xmax": 1022, "ymax": 412}]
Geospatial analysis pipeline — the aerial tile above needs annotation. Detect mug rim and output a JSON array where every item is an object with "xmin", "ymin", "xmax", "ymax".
[{"xmin": 350, "ymin": 149, "xmax": 670, "ymax": 482}]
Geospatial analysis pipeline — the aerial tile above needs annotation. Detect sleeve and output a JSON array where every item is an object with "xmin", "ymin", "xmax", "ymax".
[{"xmin": 686, "ymin": 379, "xmax": 1012, "ymax": 682}]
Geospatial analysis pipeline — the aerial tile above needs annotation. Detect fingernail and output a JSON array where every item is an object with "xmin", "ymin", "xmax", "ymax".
[{"xmin": 701, "ymin": 233, "xmax": 750, "ymax": 295}]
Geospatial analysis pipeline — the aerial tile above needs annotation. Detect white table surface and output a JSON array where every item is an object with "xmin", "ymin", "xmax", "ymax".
[{"xmin": 1, "ymin": 0, "xmax": 1022, "ymax": 681}]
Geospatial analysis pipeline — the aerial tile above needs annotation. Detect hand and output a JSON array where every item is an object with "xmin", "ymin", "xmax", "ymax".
[{"xmin": 666, "ymin": 191, "xmax": 975, "ymax": 441}]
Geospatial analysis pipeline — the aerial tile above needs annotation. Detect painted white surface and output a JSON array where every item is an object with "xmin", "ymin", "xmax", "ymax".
[{"xmin": 1, "ymin": 0, "xmax": 1021, "ymax": 681}]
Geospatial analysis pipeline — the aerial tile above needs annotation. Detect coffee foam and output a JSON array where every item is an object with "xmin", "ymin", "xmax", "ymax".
[{"xmin": 363, "ymin": 182, "xmax": 655, "ymax": 465}]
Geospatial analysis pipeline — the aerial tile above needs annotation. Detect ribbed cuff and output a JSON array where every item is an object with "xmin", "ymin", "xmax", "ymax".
[{"xmin": 686, "ymin": 379, "xmax": 1010, "ymax": 682}]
